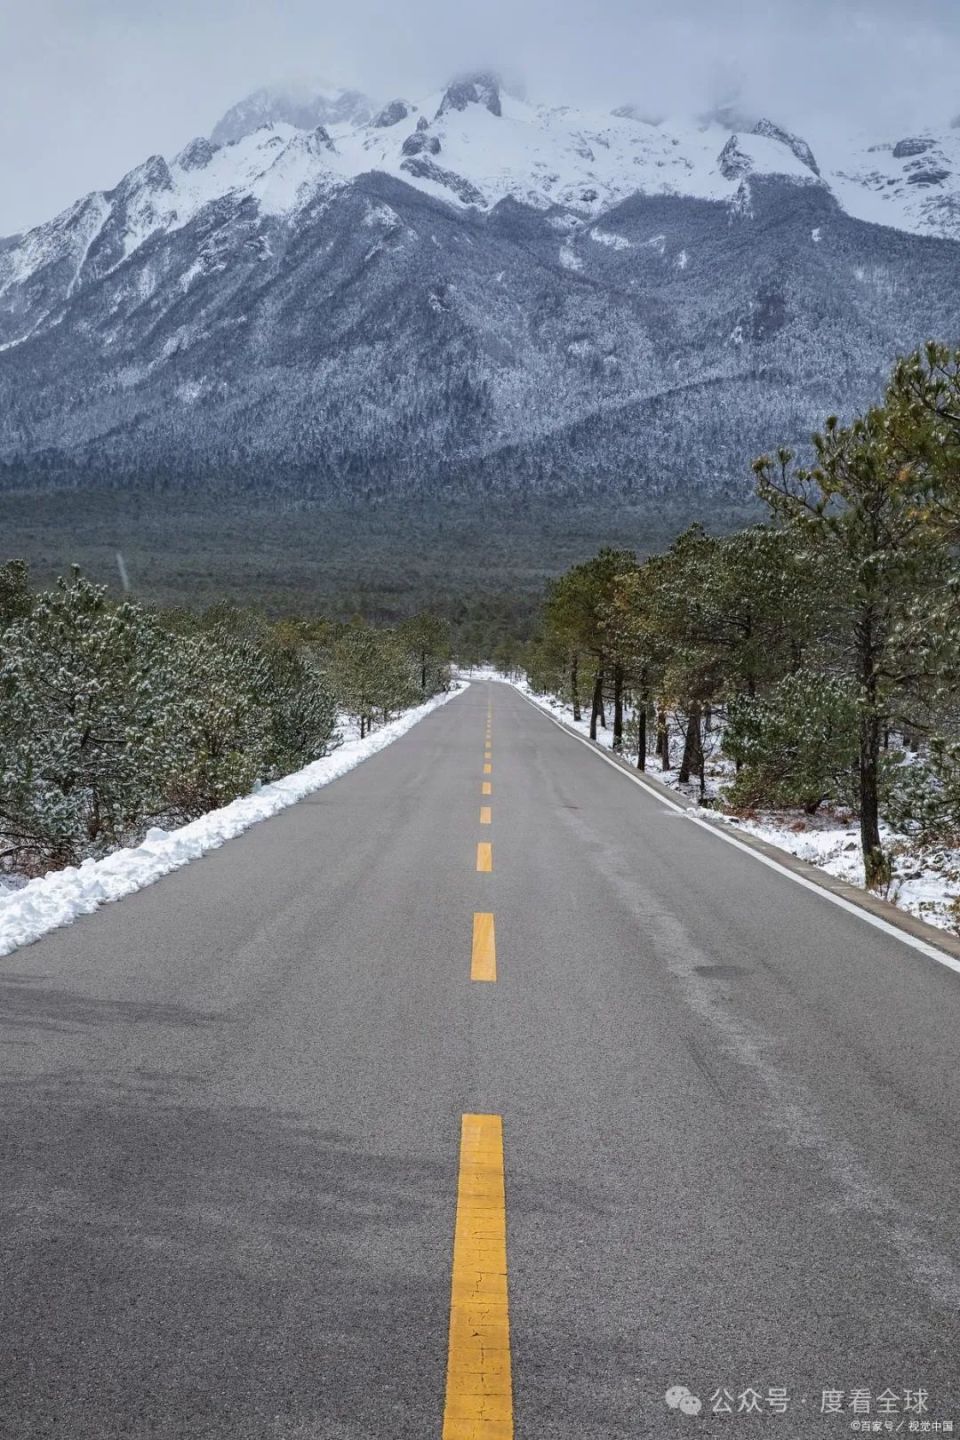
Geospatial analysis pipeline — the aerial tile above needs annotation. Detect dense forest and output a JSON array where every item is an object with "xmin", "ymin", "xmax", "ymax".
[{"xmin": 516, "ymin": 344, "xmax": 960, "ymax": 891}]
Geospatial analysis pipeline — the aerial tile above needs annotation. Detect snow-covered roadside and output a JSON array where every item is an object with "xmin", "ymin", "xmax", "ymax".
[
  {"xmin": 507, "ymin": 676, "xmax": 960, "ymax": 936},
  {"xmin": 0, "ymin": 684, "xmax": 467, "ymax": 958}
]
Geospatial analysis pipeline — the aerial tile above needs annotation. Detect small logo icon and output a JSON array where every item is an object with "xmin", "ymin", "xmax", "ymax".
[{"xmin": 665, "ymin": 1385, "xmax": 703, "ymax": 1416}]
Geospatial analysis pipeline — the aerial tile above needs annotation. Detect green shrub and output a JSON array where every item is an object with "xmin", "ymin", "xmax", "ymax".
[{"xmin": 725, "ymin": 671, "xmax": 859, "ymax": 814}]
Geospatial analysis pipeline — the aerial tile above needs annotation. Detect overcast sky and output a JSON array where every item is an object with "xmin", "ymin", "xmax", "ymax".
[{"xmin": 3, "ymin": 0, "xmax": 960, "ymax": 234}]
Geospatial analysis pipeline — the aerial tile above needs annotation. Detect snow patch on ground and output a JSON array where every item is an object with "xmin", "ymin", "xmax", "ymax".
[
  {"xmin": 0, "ymin": 685, "xmax": 466, "ymax": 958},
  {"xmin": 504, "ymin": 676, "xmax": 960, "ymax": 936},
  {"xmin": 589, "ymin": 227, "xmax": 632, "ymax": 249}
]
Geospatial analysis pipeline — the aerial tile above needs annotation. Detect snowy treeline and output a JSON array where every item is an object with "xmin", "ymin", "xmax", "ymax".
[
  {"xmin": 518, "ymin": 344, "xmax": 960, "ymax": 906},
  {"xmin": 0, "ymin": 566, "xmax": 450, "ymax": 877}
]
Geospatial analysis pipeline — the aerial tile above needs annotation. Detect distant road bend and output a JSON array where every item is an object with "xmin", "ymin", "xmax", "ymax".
[{"xmin": 2, "ymin": 681, "xmax": 958, "ymax": 1438}]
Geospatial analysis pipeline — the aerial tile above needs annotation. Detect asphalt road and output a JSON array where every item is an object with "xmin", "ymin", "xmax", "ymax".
[{"xmin": 2, "ymin": 680, "xmax": 959, "ymax": 1439}]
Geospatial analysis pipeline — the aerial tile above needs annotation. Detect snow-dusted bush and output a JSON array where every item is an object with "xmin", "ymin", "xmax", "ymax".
[
  {"xmin": 883, "ymin": 739, "xmax": 960, "ymax": 843},
  {"xmin": 163, "ymin": 628, "xmax": 338, "ymax": 819},
  {"xmin": 0, "ymin": 573, "xmax": 339, "ymax": 867},
  {"xmin": 0, "ymin": 572, "xmax": 175, "ymax": 870},
  {"xmin": 724, "ymin": 671, "xmax": 860, "ymax": 815},
  {"xmin": 329, "ymin": 626, "xmax": 421, "ymax": 738}
]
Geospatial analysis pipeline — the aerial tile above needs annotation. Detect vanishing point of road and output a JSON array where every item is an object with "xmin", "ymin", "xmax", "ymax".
[{"xmin": 2, "ymin": 682, "xmax": 958, "ymax": 1438}]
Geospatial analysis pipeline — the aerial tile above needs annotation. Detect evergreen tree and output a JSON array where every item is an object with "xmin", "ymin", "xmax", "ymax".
[
  {"xmin": 544, "ymin": 549, "xmax": 638, "ymax": 743},
  {"xmin": 755, "ymin": 356, "xmax": 960, "ymax": 885},
  {"xmin": 0, "ymin": 559, "xmax": 31, "ymax": 630},
  {"xmin": 0, "ymin": 572, "xmax": 172, "ymax": 867},
  {"xmin": 330, "ymin": 626, "xmax": 419, "ymax": 737},
  {"xmin": 161, "ymin": 629, "xmax": 272, "ymax": 819},
  {"xmin": 725, "ymin": 672, "xmax": 860, "ymax": 815},
  {"xmin": 400, "ymin": 613, "xmax": 452, "ymax": 696}
]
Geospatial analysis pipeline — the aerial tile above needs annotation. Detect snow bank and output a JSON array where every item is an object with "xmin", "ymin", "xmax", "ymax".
[{"xmin": 0, "ymin": 685, "xmax": 466, "ymax": 958}]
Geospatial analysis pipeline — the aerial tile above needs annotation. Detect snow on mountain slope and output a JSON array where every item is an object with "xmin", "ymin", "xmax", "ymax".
[
  {"xmin": 1, "ymin": 68, "xmax": 959, "ymax": 505},
  {"xmin": 211, "ymin": 80, "xmax": 374, "ymax": 144},
  {"xmin": 0, "ymin": 124, "xmax": 345, "ymax": 346},
  {"xmin": 822, "ymin": 128, "xmax": 960, "ymax": 238},
  {"xmin": 6, "ymin": 70, "xmax": 960, "ymax": 340},
  {"xmin": 341, "ymin": 92, "xmax": 819, "ymax": 215},
  {"xmin": 0, "ymin": 77, "xmax": 831, "ymax": 334}
]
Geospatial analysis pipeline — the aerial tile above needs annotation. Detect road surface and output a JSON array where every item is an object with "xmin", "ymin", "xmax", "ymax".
[{"xmin": 1, "ymin": 681, "xmax": 958, "ymax": 1438}]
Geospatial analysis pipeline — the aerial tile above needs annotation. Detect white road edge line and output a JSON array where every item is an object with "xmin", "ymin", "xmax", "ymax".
[{"xmin": 514, "ymin": 686, "xmax": 960, "ymax": 980}]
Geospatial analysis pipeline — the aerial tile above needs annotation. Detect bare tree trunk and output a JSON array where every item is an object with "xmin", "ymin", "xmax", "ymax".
[
  {"xmin": 656, "ymin": 703, "xmax": 669, "ymax": 770},
  {"xmin": 612, "ymin": 663, "xmax": 624, "ymax": 751},
  {"xmin": 570, "ymin": 651, "xmax": 581, "ymax": 723},
  {"xmin": 636, "ymin": 705, "xmax": 647, "ymax": 770},
  {"xmin": 860, "ymin": 700, "xmax": 885, "ymax": 886},
  {"xmin": 589, "ymin": 668, "xmax": 604, "ymax": 741},
  {"xmin": 857, "ymin": 611, "xmax": 886, "ymax": 888},
  {"xmin": 678, "ymin": 706, "xmax": 703, "ymax": 787}
]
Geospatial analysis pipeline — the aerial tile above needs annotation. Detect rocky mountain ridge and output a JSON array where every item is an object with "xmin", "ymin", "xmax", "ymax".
[{"xmin": 1, "ymin": 73, "xmax": 959, "ymax": 512}]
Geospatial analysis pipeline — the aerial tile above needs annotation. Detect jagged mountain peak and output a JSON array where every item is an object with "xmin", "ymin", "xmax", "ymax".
[
  {"xmin": 5, "ymin": 74, "xmax": 960, "ymax": 352},
  {"xmin": 210, "ymin": 82, "xmax": 375, "ymax": 146},
  {"xmin": 2, "ymin": 69, "xmax": 960, "ymax": 525},
  {"xmin": 371, "ymin": 99, "xmax": 415, "ymax": 129},
  {"xmin": 751, "ymin": 119, "xmax": 820, "ymax": 176},
  {"xmin": 175, "ymin": 137, "xmax": 220, "ymax": 173},
  {"xmin": 716, "ymin": 131, "xmax": 823, "ymax": 187},
  {"xmin": 112, "ymin": 154, "xmax": 174, "ymax": 200},
  {"xmin": 435, "ymin": 72, "xmax": 503, "ymax": 120}
]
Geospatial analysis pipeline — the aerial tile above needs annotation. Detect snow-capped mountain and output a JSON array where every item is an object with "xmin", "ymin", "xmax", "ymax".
[
  {"xmin": 1, "ymin": 72, "xmax": 959, "ymax": 507},
  {"xmin": 210, "ymin": 81, "xmax": 375, "ymax": 145}
]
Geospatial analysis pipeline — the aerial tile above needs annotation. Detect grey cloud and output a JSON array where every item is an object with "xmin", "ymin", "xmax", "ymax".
[{"xmin": 3, "ymin": 0, "xmax": 960, "ymax": 233}]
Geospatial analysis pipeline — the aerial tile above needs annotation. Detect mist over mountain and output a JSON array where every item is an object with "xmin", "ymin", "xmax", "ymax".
[
  {"xmin": 211, "ymin": 82, "xmax": 375, "ymax": 145},
  {"xmin": 2, "ymin": 69, "xmax": 960, "ymax": 605}
]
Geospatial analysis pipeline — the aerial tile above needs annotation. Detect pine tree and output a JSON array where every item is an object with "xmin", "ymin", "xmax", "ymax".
[
  {"xmin": 161, "ymin": 628, "xmax": 273, "ymax": 819},
  {"xmin": 725, "ymin": 672, "xmax": 860, "ymax": 814},
  {"xmin": 400, "ymin": 614, "xmax": 452, "ymax": 696},
  {"xmin": 0, "ymin": 572, "xmax": 172, "ymax": 868},
  {"xmin": 755, "ymin": 353, "xmax": 960, "ymax": 886}
]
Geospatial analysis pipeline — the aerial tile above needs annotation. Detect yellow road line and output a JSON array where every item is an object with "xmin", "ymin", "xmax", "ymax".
[
  {"xmin": 480, "ymin": 806, "xmax": 492, "ymax": 825},
  {"xmin": 483, "ymin": 763, "xmax": 492, "ymax": 775},
  {"xmin": 476, "ymin": 842, "xmax": 493, "ymax": 872},
  {"xmin": 471, "ymin": 912, "xmax": 496, "ymax": 982},
  {"xmin": 442, "ymin": 1114, "xmax": 513, "ymax": 1438},
  {"xmin": 482, "ymin": 782, "xmax": 492, "ymax": 796}
]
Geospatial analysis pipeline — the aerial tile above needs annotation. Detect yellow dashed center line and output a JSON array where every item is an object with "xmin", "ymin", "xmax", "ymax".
[
  {"xmin": 483, "ymin": 763, "xmax": 492, "ymax": 775},
  {"xmin": 482, "ymin": 782, "xmax": 492, "ymax": 796},
  {"xmin": 476, "ymin": 842, "xmax": 493, "ymax": 872},
  {"xmin": 471, "ymin": 912, "xmax": 497, "ymax": 982},
  {"xmin": 480, "ymin": 806, "xmax": 492, "ymax": 825},
  {"xmin": 442, "ymin": 1114, "xmax": 513, "ymax": 1438}
]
